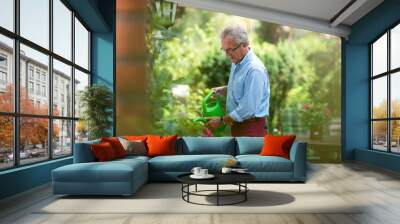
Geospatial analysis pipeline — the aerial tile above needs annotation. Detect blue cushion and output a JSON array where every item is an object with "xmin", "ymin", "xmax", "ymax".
[
  {"xmin": 52, "ymin": 159, "xmax": 146, "ymax": 183},
  {"xmin": 73, "ymin": 139, "xmax": 100, "ymax": 163},
  {"xmin": 178, "ymin": 137, "xmax": 235, "ymax": 155},
  {"xmin": 235, "ymin": 137, "xmax": 264, "ymax": 155},
  {"xmin": 149, "ymin": 154, "xmax": 235, "ymax": 172},
  {"xmin": 117, "ymin": 155, "xmax": 150, "ymax": 163},
  {"xmin": 236, "ymin": 155, "xmax": 293, "ymax": 172}
]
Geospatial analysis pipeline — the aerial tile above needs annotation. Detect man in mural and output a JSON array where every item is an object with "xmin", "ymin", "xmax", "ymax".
[{"xmin": 206, "ymin": 25, "xmax": 270, "ymax": 137}]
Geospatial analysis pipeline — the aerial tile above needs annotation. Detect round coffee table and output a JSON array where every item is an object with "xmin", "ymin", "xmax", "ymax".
[{"xmin": 177, "ymin": 173, "xmax": 255, "ymax": 206}]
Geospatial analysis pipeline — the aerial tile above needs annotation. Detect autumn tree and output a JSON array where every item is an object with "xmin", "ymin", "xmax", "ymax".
[{"xmin": 0, "ymin": 84, "xmax": 59, "ymax": 151}]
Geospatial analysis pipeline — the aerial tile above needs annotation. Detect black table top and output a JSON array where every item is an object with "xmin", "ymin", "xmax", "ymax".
[{"xmin": 177, "ymin": 172, "xmax": 255, "ymax": 185}]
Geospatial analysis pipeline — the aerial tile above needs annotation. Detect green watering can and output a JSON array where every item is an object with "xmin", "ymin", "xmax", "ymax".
[{"xmin": 193, "ymin": 92, "xmax": 226, "ymax": 136}]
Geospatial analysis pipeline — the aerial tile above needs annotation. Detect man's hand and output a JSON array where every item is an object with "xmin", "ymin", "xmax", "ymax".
[
  {"xmin": 205, "ymin": 117, "xmax": 222, "ymax": 130},
  {"xmin": 223, "ymin": 115, "xmax": 235, "ymax": 126},
  {"xmin": 212, "ymin": 86, "xmax": 227, "ymax": 96}
]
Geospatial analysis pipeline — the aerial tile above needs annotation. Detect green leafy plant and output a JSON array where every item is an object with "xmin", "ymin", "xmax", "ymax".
[
  {"xmin": 299, "ymin": 102, "xmax": 331, "ymax": 140},
  {"xmin": 79, "ymin": 84, "xmax": 113, "ymax": 140}
]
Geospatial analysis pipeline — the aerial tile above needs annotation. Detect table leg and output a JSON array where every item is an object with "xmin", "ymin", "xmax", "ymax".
[
  {"xmin": 217, "ymin": 184, "xmax": 219, "ymax": 206},
  {"xmin": 245, "ymin": 183, "xmax": 247, "ymax": 201},
  {"xmin": 195, "ymin": 184, "xmax": 197, "ymax": 192}
]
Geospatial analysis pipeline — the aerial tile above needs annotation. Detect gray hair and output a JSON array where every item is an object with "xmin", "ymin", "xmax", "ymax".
[{"xmin": 220, "ymin": 25, "xmax": 249, "ymax": 45}]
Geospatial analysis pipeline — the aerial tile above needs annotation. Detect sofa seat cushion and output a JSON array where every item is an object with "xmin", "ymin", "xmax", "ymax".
[
  {"xmin": 149, "ymin": 154, "xmax": 235, "ymax": 172},
  {"xmin": 117, "ymin": 155, "xmax": 150, "ymax": 162},
  {"xmin": 53, "ymin": 159, "xmax": 147, "ymax": 183},
  {"xmin": 236, "ymin": 155, "xmax": 293, "ymax": 172}
]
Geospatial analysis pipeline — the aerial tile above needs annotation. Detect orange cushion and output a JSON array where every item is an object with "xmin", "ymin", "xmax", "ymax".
[
  {"xmin": 146, "ymin": 135, "xmax": 178, "ymax": 157},
  {"xmin": 91, "ymin": 142, "xmax": 117, "ymax": 161},
  {"xmin": 101, "ymin": 137, "xmax": 127, "ymax": 158},
  {"xmin": 259, "ymin": 135, "xmax": 296, "ymax": 159}
]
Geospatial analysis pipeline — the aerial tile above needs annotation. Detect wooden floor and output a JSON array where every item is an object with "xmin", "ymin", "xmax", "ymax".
[{"xmin": 1, "ymin": 162, "xmax": 400, "ymax": 224}]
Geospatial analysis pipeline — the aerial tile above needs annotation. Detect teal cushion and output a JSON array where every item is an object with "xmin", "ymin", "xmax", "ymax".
[
  {"xmin": 73, "ymin": 139, "xmax": 101, "ymax": 163},
  {"xmin": 149, "ymin": 154, "xmax": 235, "ymax": 172},
  {"xmin": 116, "ymin": 155, "xmax": 150, "ymax": 163},
  {"xmin": 179, "ymin": 137, "xmax": 235, "ymax": 155},
  {"xmin": 235, "ymin": 137, "xmax": 264, "ymax": 155},
  {"xmin": 53, "ymin": 159, "xmax": 147, "ymax": 183},
  {"xmin": 236, "ymin": 155, "xmax": 293, "ymax": 172}
]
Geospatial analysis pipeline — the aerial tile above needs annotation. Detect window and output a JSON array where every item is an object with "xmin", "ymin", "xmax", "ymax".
[
  {"xmin": 42, "ymin": 85, "xmax": 46, "ymax": 97},
  {"xmin": 0, "ymin": 116, "xmax": 13, "ymax": 170},
  {"xmin": 53, "ymin": 119, "xmax": 72, "ymax": 158},
  {"xmin": 370, "ymin": 23, "xmax": 400, "ymax": 154},
  {"xmin": 75, "ymin": 17, "xmax": 89, "ymax": 70},
  {"xmin": 0, "ymin": 0, "xmax": 91, "ymax": 170},
  {"xmin": 53, "ymin": 0, "xmax": 72, "ymax": 60},
  {"xmin": 29, "ymin": 67, "xmax": 34, "ymax": 80},
  {"xmin": 0, "ymin": 71, "xmax": 6, "ymax": 85},
  {"xmin": 0, "ymin": 0, "xmax": 14, "ymax": 32},
  {"xmin": 28, "ymin": 81, "xmax": 34, "ymax": 94},
  {"xmin": 0, "ymin": 35, "xmax": 13, "ymax": 113},
  {"xmin": 35, "ymin": 70, "xmax": 40, "ymax": 81},
  {"xmin": 20, "ymin": 0, "xmax": 49, "ymax": 49},
  {"xmin": 36, "ymin": 83, "xmax": 40, "ymax": 95},
  {"xmin": 53, "ymin": 59, "xmax": 72, "ymax": 117},
  {"xmin": 0, "ymin": 55, "xmax": 7, "ymax": 67},
  {"xmin": 74, "ymin": 69, "xmax": 89, "ymax": 118}
]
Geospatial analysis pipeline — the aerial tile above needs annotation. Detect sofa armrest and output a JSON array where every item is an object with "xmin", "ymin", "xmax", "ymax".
[
  {"xmin": 289, "ymin": 141, "xmax": 307, "ymax": 181},
  {"xmin": 73, "ymin": 140, "xmax": 100, "ymax": 163}
]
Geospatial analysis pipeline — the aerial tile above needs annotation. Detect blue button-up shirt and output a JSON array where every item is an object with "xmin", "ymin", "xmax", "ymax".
[{"xmin": 227, "ymin": 50, "xmax": 270, "ymax": 122}]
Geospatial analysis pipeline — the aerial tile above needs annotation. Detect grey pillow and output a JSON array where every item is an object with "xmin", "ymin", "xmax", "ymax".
[{"xmin": 118, "ymin": 137, "xmax": 147, "ymax": 156}]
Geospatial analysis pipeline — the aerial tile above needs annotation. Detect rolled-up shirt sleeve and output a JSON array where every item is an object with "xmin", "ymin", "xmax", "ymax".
[{"xmin": 229, "ymin": 69, "xmax": 266, "ymax": 122}]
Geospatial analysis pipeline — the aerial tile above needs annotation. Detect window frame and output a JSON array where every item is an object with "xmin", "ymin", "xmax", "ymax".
[
  {"xmin": 0, "ymin": 0, "xmax": 92, "ymax": 171},
  {"xmin": 370, "ymin": 21, "xmax": 400, "ymax": 154}
]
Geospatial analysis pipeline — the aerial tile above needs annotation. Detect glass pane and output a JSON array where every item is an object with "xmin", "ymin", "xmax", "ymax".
[
  {"xmin": 75, "ymin": 120, "xmax": 88, "ymax": 143},
  {"xmin": 0, "ymin": 34, "xmax": 14, "ymax": 112},
  {"xmin": 74, "ymin": 17, "xmax": 89, "ymax": 70},
  {"xmin": 372, "ymin": 121, "xmax": 388, "ymax": 151},
  {"xmin": 372, "ymin": 77, "xmax": 387, "ymax": 119},
  {"xmin": 53, "ymin": 59, "xmax": 72, "ymax": 117},
  {"xmin": 20, "ymin": 0, "xmax": 49, "ymax": 49},
  {"xmin": 0, "ymin": 0, "xmax": 14, "ymax": 31},
  {"xmin": 391, "ymin": 120, "xmax": 400, "ymax": 153},
  {"xmin": 0, "ymin": 116, "xmax": 13, "ymax": 170},
  {"xmin": 391, "ymin": 24, "xmax": 400, "ymax": 70},
  {"xmin": 391, "ymin": 72, "xmax": 400, "ymax": 118},
  {"xmin": 372, "ymin": 33, "xmax": 387, "ymax": 76},
  {"xmin": 53, "ymin": 119, "xmax": 72, "ymax": 157},
  {"xmin": 74, "ymin": 69, "xmax": 89, "ymax": 118},
  {"xmin": 53, "ymin": 0, "xmax": 72, "ymax": 60},
  {"xmin": 20, "ymin": 44, "xmax": 49, "ymax": 115},
  {"xmin": 20, "ymin": 117, "xmax": 49, "ymax": 165}
]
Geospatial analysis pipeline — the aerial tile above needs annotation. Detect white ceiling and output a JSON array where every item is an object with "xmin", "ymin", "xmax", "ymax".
[
  {"xmin": 169, "ymin": 0, "xmax": 384, "ymax": 38},
  {"xmin": 228, "ymin": 0, "xmax": 353, "ymax": 22}
]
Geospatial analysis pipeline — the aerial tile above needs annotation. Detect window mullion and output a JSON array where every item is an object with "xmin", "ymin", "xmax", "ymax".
[
  {"xmin": 48, "ymin": 0, "xmax": 53, "ymax": 160},
  {"xmin": 13, "ymin": 0, "xmax": 20, "ymax": 167},
  {"xmin": 388, "ymin": 30, "xmax": 391, "ymax": 152},
  {"xmin": 71, "ymin": 10, "xmax": 76, "ymax": 154}
]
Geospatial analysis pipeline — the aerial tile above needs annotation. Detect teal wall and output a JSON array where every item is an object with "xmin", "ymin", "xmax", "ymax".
[
  {"xmin": 343, "ymin": 0, "xmax": 400, "ymax": 171},
  {"xmin": 91, "ymin": 0, "xmax": 116, "ymax": 135},
  {"xmin": 0, "ymin": 158, "xmax": 72, "ymax": 199},
  {"xmin": 0, "ymin": 0, "xmax": 115, "ymax": 200}
]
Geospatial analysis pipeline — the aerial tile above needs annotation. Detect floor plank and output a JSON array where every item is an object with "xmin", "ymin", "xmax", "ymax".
[{"xmin": 1, "ymin": 162, "xmax": 400, "ymax": 224}]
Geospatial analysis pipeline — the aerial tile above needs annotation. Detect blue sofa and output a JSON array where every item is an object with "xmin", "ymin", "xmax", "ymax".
[{"xmin": 52, "ymin": 137, "xmax": 307, "ymax": 196}]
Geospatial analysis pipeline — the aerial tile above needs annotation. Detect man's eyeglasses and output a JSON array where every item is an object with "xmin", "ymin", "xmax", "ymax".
[{"xmin": 221, "ymin": 43, "xmax": 241, "ymax": 54}]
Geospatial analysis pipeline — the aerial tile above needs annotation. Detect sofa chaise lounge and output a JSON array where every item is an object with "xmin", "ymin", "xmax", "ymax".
[{"xmin": 52, "ymin": 137, "xmax": 307, "ymax": 196}]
